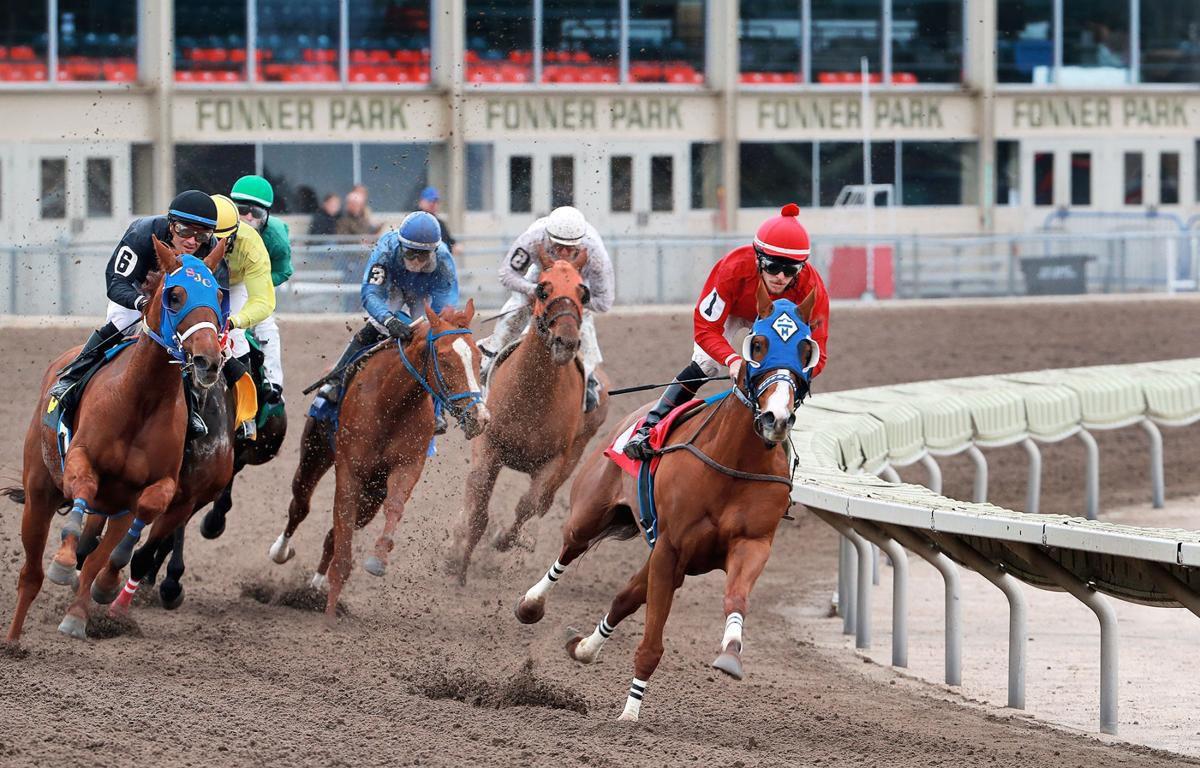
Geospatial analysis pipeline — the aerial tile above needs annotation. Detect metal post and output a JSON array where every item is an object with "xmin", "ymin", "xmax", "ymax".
[
  {"xmin": 1078, "ymin": 429, "xmax": 1099, "ymax": 519},
  {"xmin": 618, "ymin": 0, "xmax": 629, "ymax": 84},
  {"xmin": 837, "ymin": 536, "xmax": 849, "ymax": 619},
  {"xmin": 883, "ymin": 526, "xmax": 961, "ymax": 685},
  {"xmin": 846, "ymin": 528, "xmax": 872, "ymax": 650},
  {"xmin": 852, "ymin": 521, "xmax": 909, "ymax": 669},
  {"xmin": 842, "ymin": 535, "xmax": 857, "ymax": 635},
  {"xmin": 1021, "ymin": 438, "xmax": 1041, "ymax": 515},
  {"xmin": 966, "ymin": 445, "xmax": 988, "ymax": 502},
  {"xmin": 48, "ymin": 0, "xmax": 59, "ymax": 83},
  {"xmin": 880, "ymin": 465, "xmax": 900, "ymax": 484},
  {"xmin": 919, "ymin": 454, "xmax": 942, "ymax": 495},
  {"xmin": 532, "ymin": 0, "xmax": 543, "ymax": 84},
  {"xmin": 1140, "ymin": 419, "xmax": 1165, "ymax": 509}
]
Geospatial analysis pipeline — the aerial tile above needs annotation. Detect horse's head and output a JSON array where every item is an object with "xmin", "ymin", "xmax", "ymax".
[
  {"xmin": 423, "ymin": 299, "xmax": 490, "ymax": 439},
  {"xmin": 739, "ymin": 282, "xmax": 819, "ymax": 446},
  {"xmin": 145, "ymin": 235, "xmax": 226, "ymax": 389},
  {"xmin": 532, "ymin": 246, "xmax": 589, "ymax": 365}
]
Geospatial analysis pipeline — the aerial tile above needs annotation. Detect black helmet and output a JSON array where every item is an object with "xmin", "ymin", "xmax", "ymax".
[{"xmin": 168, "ymin": 190, "xmax": 219, "ymax": 229}]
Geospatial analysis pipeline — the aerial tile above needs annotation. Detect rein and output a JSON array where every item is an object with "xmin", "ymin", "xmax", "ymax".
[
  {"xmin": 534, "ymin": 295, "xmax": 582, "ymax": 341},
  {"xmin": 396, "ymin": 327, "xmax": 483, "ymax": 423}
]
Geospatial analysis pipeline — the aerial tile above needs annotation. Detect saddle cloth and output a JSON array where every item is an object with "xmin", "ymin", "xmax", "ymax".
[{"xmin": 44, "ymin": 339, "xmax": 137, "ymax": 469}]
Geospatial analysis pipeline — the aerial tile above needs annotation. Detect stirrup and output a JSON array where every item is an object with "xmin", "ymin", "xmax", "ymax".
[
  {"xmin": 188, "ymin": 413, "xmax": 209, "ymax": 439},
  {"xmin": 622, "ymin": 426, "xmax": 654, "ymax": 459}
]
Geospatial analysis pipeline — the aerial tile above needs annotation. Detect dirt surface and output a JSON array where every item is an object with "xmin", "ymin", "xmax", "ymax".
[{"xmin": 3, "ymin": 296, "xmax": 1200, "ymax": 767}]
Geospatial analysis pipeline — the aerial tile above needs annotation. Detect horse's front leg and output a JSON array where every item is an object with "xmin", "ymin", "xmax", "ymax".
[
  {"xmin": 200, "ymin": 480, "xmax": 235, "ymax": 539},
  {"xmin": 158, "ymin": 526, "xmax": 188, "ymax": 610},
  {"xmin": 446, "ymin": 438, "xmax": 502, "ymax": 584},
  {"xmin": 620, "ymin": 543, "xmax": 684, "ymax": 722},
  {"xmin": 565, "ymin": 556, "xmax": 650, "ymax": 663},
  {"xmin": 109, "ymin": 477, "xmax": 176, "ymax": 572},
  {"xmin": 364, "ymin": 460, "xmax": 423, "ymax": 578},
  {"xmin": 109, "ymin": 502, "xmax": 190, "ymax": 616},
  {"xmin": 493, "ymin": 451, "xmax": 572, "ymax": 552},
  {"xmin": 711, "ymin": 536, "xmax": 774, "ymax": 681},
  {"xmin": 61, "ymin": 451, "xmax": 101, "ymax": 570},
  {"xmin": 7, "ymin": 471, "xmax": 62, "ymax": 644},
  {"xmin": 324, "ymin": 471, "xmax": 365, "ymax": 623},
  {"xmin": 59, "ymin": 515, "xmax": 130, "ymax": 639},
  {"xmin": 271, "ymin": 417, "xmax": 335, "ymax": 565}
]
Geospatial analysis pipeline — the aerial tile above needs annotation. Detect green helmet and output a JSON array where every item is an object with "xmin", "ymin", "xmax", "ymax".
[{"xmin": 230, "ymin": 175, "xmax": 274, "ymax": 209}]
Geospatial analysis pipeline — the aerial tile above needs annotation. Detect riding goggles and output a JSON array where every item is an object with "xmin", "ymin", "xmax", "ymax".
[
  {"xmin": 755, "ymin": 249, "xmax": 806, "ymax": 278},
  {"xmin": 237, "ymin": 203, "xmax": 269, "ymax": 221},
  {"xmin": 402, "ymin": 247, "xmax": 435, "ymax": 262},
  {"xmin": 170, "ymin": 220, "xmax": 215, "ymax": 241}
]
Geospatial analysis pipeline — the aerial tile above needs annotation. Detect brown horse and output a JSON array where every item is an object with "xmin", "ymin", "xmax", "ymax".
[
  {"xmin": 270, "ymin": 302, "xmax": 489, "ymax": 619},
  {"xmin": 445, "ymin": 253, "xmax": 608, "ymax": 583},
  {"xmin": 5, "ymin": 237, "xmax": 227, "ymax": 643},
  {"xmin": 513, "ymin": 284, "xmax": 817, "ymax": 721}
]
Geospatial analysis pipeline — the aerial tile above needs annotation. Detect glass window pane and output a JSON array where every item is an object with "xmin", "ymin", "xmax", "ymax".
[
  {"xmin": 509, "ymin": 156, "xmax": 532, "ymax": 213},
  {"xmin": 0, "ymin": 3, "xmax": 48, "ymax": 81},
  {"xmin": 40, "ymin": 159, "xmax": 67, "ymax": 219},
  {"xmin": 629, "ymin": 1, "xmax": 705, "ymax": 84},
  {"xmin": 360, "ymin": 144, "xmax": 434, "ymax": 214},
  {"xmin": 739, "ymin": 1, "xmax": 801, "ymax": 79},
  {"xmin": 257, "ymin": 0, "xmax": 339, "ymax": 83},
  {"xmin": 1195, "ymin": 141, "xmax": 1200, "ymax": 205},
  {"xmin": 818, "ymin": 142, "xmax": 894, "ymax": 206},
  {"xmin": 690, "ymin": 142, "xmax": 721, "ymax": 210},
  {"xmin": 57, "ymin": 0, "xmax": 138, "ymax": 82},
  {"xmin": 610, "ymin": 156, "xmax": 633, "ymax": 212},
  {"xmin": 1034, "ymin": 152, "xmax": 1054, "ymax": 206},
  {"xmin": 551, "ymin": 156, "xmax": 575, "ymax": 208},
  {"xmin": 651, "ymin": 156, "xmax": 674, "ymax": 212},
  {"xmin": 175, "ymin": 144, "xmax": 255, "ymax": 198},
  {"xmin": 739, "ymin": 143, "xmax": 813, "ymax": 208},
  {"xmin": 542, "ymin": 0, "xmax": 618, "ymax": 84},
  {"xmin": 1160, "ymin": 152, "xmax": 1180, "ymax": 205},
  {"xmin": 1141, "ymin": 1, "xmax": 1200, "ymax": 83},
  {"xmin": 996, "ymin": 140, "xmax": 1020, "ymax": 206},
  {"xmin": 812, "ymin": 1, "xmax": 881, "ymax": 85},
  {"xmin": 1070, "ymin": 152, "xmax": 1091, "ymax": 206},
  {"xmin": 996, "ymin": 0, "xmax": 1052, "ymax": 83},
  {"xmin": 175, "ymin": 0, "xmax": 246, "ymax": 82},
  {"xmin": 892, "ymin": 0, "xmax": 962, "ymax": 83},
  {"xmin": 262, "ymin": 143, "xmax": 354, "ymax": 214},
  {"xmin": 87, "ymin": 157, "xmax": 113, "ymax": 217},
  {"xmin": 131, "ymin": 143, "xmax": 154, "ymax": 215},
  {"xmin": 901, "ymin": 142, "xmax": 976, "ymax": 206},
  {"xmin": 349, "ymin": 1, "xmax": 431, "ymax": 85},
  {"xmin": 467, "ymin": 143, "xmax": 495, "ymax": 212},
  {"xmin": 466, "ymin": 0, "xmax": 533, "ymax": 83},
  {"xmin": 1124, "ymin": 152, "xmax": 1143, "ymax": 205},
  {"xmin": 1061, "ymin": 0, "xmax": 1130, "ymax": 85}
]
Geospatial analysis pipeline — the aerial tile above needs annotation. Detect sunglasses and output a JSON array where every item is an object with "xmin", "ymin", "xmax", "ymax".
[
  {"xmin": 237, "ymin": 204, "xmax": 268, "ymax": 220},
  {"xmin": 757, "ymin": 257, "xmax": 804, "ymax": 278},
  {"xmin": 170, "ymin": 221, "xmax": 214, "ymax": 240},
  {"xmin": 402, "ymin": 248, "xmax": 434, "ymax": 262}
]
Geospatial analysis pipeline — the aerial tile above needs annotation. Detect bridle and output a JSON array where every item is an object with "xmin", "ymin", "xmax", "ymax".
[
  {"xmin": 396, "ymin": 326, "xmax": 485, "ymax": 427},
  {"xmin": 534, "ymin": 293, "xmax": 583, "ymax": 343}
]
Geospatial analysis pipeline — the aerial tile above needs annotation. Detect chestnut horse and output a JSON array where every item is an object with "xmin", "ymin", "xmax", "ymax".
[
  {"xmin": 445, "ymin": 253, "xmax": 607, "ymax": 583},
  {"xmin": 514, "ymin": 285, "xmax": 819, "ymax": 721},
  {"xmin": 269, "ymin": 303, "xmax": 489, "ymax": 619},
  {"xmin": 5, "ymin": 237, "xmax": 227, "ymax": 643}
]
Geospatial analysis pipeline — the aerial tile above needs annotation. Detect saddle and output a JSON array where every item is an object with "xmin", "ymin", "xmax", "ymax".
[
  {"xmin": 43, "ymin": 339, "xmax": 137, "ymax": 466},
  {"xmin": 306, "ymin": 342, "xmax": 387, "ymax": 426}
]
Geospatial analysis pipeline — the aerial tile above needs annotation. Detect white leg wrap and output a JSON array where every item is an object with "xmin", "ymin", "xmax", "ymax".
[
  {"xmin": 252, "ymin": 315, "xmax": 284, "ymax": 387},
  {"xmin": 722, "ymin": 611, "xmax": 744, "ymax": 652},
  {"xmin": 524, "ymin": 559, "xmax": 567, "ymax": 602},
  {"xmin": 269, "ymin": 532, "xmax": 292, "ymax": 563},
  {"xmin": 574, "ymin": 614, "xmax": 615, "ymax": 663},
  {"xmin": 310, "ymin": 572, "xmax": 328, "ymax": 589},
  {"xmin": 619, "ymin": 678, "xmax": 647, "ymax": 721}
]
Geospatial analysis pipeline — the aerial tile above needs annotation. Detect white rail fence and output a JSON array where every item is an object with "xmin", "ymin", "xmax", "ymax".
[{"xmin": 790, "ymin": 357, "xmax": 1200, "ymax": 735}]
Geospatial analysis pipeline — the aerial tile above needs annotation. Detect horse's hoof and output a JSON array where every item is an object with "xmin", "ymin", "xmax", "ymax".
[
  {"xmin": 91, "ymin": 579, "xmax": 120, "ymax": 605},
  {"xmin": 46, "ymin": 559, "xmax": 78, "ymax": 588},
  {"xmin": 268, "ymin": 534, "xmax": 295, "ymax": 564},
  {"xmin": 563, "ymin": 629, "xmax": 591, "ymax": 663},
  {"xmin": 362, "ymin": 556, "xmax": 387, "ymax": 578},
  {"xmin": 617, "ymin": 711, "xmax": 639, "ymax": 723},
  {"xmin": 491, "ymin": 530, "xmax": 514, "ymax": 552},
  {"xmin": 107, "ymin": 601, "xmax": 129, "ymax": 620},
  {"xmin": 514, "ymin": 596, "xmax": 544, "ymax": 625},
  {"xmin": 159, "ymin": 580, "xmax": 184, "ymax": 611},
  {"xmin": 200, "ymin": 509, "xmax": 226, "ymax": 540},
  {"xmin": 309, "ymin": 572, "xmax": 328, "ymax": 590},
  {"xmin": 711, "ymin": 651, "xmax": 744, "ymax": 681},
  {"xmin": 57, "ymin": 614, "xmax": 87, "ymax": 640}
]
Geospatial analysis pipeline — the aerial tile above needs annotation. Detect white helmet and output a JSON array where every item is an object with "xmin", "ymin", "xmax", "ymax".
[{"xmin": 546, "ymin": 206, "xmax": 587, "ymax": 246}]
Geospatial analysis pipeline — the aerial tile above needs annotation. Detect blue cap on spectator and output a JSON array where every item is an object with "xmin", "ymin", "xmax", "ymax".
[{"xmin": 420, "ymin": 186, "xmax": 440, "ymax": 202}]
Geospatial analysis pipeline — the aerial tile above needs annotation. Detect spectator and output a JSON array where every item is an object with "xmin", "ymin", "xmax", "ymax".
[
  {"xmin": 336, "ymin": 189, "xmax": 382, "ymax": 240},
  {"xmin": 418, "ymin": 186, "xmax": 461, "ymax": 256},
  {"xmin": 309, "ymin": 193, "xmax": 341, "ymax": 236}
]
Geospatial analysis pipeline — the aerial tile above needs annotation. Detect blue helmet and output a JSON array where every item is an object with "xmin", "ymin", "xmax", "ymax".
[{"xmin": 398, "ymin": 211, "xmax": 442, "ymax": 252}]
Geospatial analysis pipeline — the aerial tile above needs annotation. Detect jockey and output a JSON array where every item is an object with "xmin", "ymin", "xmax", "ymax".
[
  {"xmin": 479, "ymin": 205, "xmax": 614, "ymax": 412},
  {"xmin": 623, "ymin": 203, "xmax": 830, "ymax": 460},
  {"xmin": 230, "ymin": 175, "xmax": 292, "ymax": 405},
  {"xmin": 48, "ymin": 190, "xmax": 220, "ymax": 435},
  {"xmin": 311, "ymin": 210, "xmax": 459, "ymax": 432},
  {"xmin": 210, "ymin": 194, "xmax": 277, "ymax": 438}
]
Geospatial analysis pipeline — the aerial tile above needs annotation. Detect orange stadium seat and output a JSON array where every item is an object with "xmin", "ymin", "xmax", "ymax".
[{"xmin": 11, "ymin": 46, "xmax": 35, "ymax": 61}]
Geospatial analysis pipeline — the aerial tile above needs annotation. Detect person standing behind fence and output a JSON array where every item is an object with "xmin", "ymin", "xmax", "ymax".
[
  {"xmin": 337, "ymin": 188, "xmax": 381, "ymax": 243},
  {"xmin": 418, "ymin": 186, "xmax": 460, "ymax": 257},
  {"xmin": 309, "ymin": 194, "xmax": 341, "ymax": 237}
]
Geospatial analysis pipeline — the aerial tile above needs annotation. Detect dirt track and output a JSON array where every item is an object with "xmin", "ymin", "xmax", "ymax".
[{"xmin": 3, "ymin": 296, "xmax": 1200, "ymax": 767}]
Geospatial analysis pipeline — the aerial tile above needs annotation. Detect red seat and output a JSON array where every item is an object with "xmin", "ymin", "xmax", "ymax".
[
  {"xmin": 0, "ymin": 47, "xmax": 8, "ymax": 60},
  {"xmin": 105, "ymin": 59, "xmax": 137, "ymax": 81},
  {"xmin": 368, "ymin": 49, "xmax": 390, "ymax": 63},
  {"xmin": 891, "ymin": 71, "xmax": 917, "ymax": 84},
  {"xmin": 175, "ymin": 70, "xmax": 196, "ymax": 82},
  {"xmin": 218, "ymin": 69, "xmax": 241, "ymax": 82},
  {"xmin": 395, "ymin": 49, "xmax": 420, "ymax": 64},
  {"xmin": 571, "ymin": 50, "xmax": 590, "ymax": 63},
  {"xmin": 465, "ymin": 49, "xmax": 480, "ymax": 64},
  {"xmin": 11, "ymin": 46, "xmax": 35, "ymax": 61}
]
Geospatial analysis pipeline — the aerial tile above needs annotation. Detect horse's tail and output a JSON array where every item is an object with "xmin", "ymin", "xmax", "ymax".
[{"xmin": 0, "ymin": 486, "xmax": 26, "ymax": 505}]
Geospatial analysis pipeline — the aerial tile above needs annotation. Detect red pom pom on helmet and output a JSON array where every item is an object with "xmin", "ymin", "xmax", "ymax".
[{"xmin": 754, "ymin": 203, "xmax": 810, "ymax": 261}]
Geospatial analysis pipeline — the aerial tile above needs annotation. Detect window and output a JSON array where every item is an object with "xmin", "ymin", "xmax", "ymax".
[
  {"xmin": 1195, "ymin": 141, "xmax": 1200, "ymax": 206},
  {"xmin": 86, "ymin": 157, "xmax": 113, "ymax": 217},
  {"xmin": 812, "ymin": 0, "xmax": 881, "ymax": 84},
  {"xmin": 739, "ymin": 1, "xmax": 802, "ymax": 79},
  {"xmin": 996, "ymin": 140, "xmax": 1020, "ymax": 206},
  {"xmin": 690, "ymin": 142, "xmax": 721, "ymax": 210},
  {"xmin": 257, "ymin": 0, "xmax": 339, "ymax": 82},
  {"xmin": 739, "ymin": 143, "xmax": 814, "ymax": 208},
  {"xmin": 996, "ymin": 0, "xmax": 1053, "ymax": 83},
  {"xmin": 262, "ymin": 144, "xmax": 353, "ymax": 214},
  {"xmin": 819, "ymin": 142, "xmax": 895, "ymax": 207},
  {"xmin": 610, "ymin": 156, "xmax": 633, "ymax": 213},
  {"xmin": 542, "ymin": 0, "xmax": 619, "ymax": 83},
  {"xmin": 509, "ymin": 156, "xmax": 532, "ymax": 213},
  {"xmin": 1160, "ymin": 152, "xmax": 1180, "ymax": 206},
  {"xmin": 466, "ymin": 0, "xmax": 534, "ymax": 83},
  {"xmin": 175, "ymin": 144, "xmax": 255, "ymax": 196},
  {"xmin": 650, "ymin": 156, "xmax": 674, "ymax": 212},
  {"xmin": 899, "ymin": 142, "xmax": 977, "ymax": 206},
  {"xmin": 1034, "ymin": 152, "xmax": 1054, "ymax": 206},
  {"xmin": 131, "ymin": 143, "xmax": 154, "ymax": 215},
  {"xmin": 629, "ymin": 1, "xmax": 705, "ymax": 83},
  {"xmin": 551, "ymin": 156, "xmax": 575, "ymax": 208},
  {"xmin": 1123, "ymin": 152, "xmax": 1143, "ymax": 205},
  {"xmin": 1, "ymin": 3, "xmax": 48, "ymax": 81},
  {"xmin": 349, "ymin": 1, "xmax": 431, "ymax": 84},
  {"xmin": 360, "ymin": 144, "xmax": 435, "ymax": 214},
  {"xmin": 1141, "ymin": 1, "xmax": 1200, "ymax": 84},
  {"xmin": 175, "ymin": 0, "xmax": 247, "ymax": 82},
  {"xmin": 1070, "ymin": 152, "xmax": 1090, "ymax": 206},
  {"xmin": 40, "ymin": 158, "xmax": 67, "ymax": 219},
  {"xmin": 1061, "ymin": 0, "xmax": 1129, "ymax": 85},
  {"xmin": 57, "ymin": 0, "xmax": 138, "ymax": 82},
  {"xmin": 466, "ymin": 143, "xmax": 495, "ymax": 212},
  {"xmin": 891, "ymin": 0, "xmax": 962, "ymax": 84}
]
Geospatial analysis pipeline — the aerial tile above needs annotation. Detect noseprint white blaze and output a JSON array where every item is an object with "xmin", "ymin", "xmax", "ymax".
[
  {"xmin": 763, "ymin": 370, "xmax": 794, "ymax": 424},
  {"xmin": 451, "ymin": 337, "xmax": 481, "ymax": 394}
]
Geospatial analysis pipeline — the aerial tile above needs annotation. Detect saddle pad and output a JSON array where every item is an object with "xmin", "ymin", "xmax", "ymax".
[
  {"xmin": 604, "ymin": 398, "xmax": 705, "ymax": 478},
  {"xmin": 233, "ymin": 372, "xmax": 259, "ymax": 427},
  {"xmin": 45, "ymin": 338, "xmax": 137, "ymax": 468}
]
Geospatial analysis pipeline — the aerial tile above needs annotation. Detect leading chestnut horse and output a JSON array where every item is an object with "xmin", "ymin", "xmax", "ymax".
[
  {"xmin": 445, "ymin": 252, "xmax": 607, "ymax": 583},
  {"xmin": 513, "ymin": 284, "xmax": 819, "ymax": 721},
  {"xmin": 5, "ymin": 237, "xmax": 227, "ymax": 643},
  {"xmin": 270, "ymin": 302, "xmax": 489, "ymax": 620}
]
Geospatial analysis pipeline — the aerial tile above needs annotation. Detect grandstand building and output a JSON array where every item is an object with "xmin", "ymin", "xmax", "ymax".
[{"xmin": 1, "ymin": 1, "xmax": 1198, "ymax": 246}]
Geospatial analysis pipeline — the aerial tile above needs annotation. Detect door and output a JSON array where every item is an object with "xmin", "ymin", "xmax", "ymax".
[
  {"xmin": 1021, "ymin": 138, "xmax": 1194, "ymax": 212},
  {"xmin": 23, "ymin": 142, "xmax": 131, "ymax": 245}
]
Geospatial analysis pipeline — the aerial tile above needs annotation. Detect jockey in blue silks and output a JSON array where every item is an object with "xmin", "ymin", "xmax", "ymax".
[{"xmin": 310, "ymin": 210, "xmax": 460, "ymax": 432}]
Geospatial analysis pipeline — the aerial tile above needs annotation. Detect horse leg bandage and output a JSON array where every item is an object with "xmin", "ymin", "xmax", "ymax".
[
  {"xmin": 620, "ymin": 678, "xmax": 648, "ymax": 721},
  {"xmin": 722, "ymin": 612, "xmax": 744, "ymax": 653},
  {"xmin": 574, "ymin": 614, "xmax": 615, "ymax": 662},
  {"xmin": 525, "ymin": 559, "xmax": 567, "ymax": 602}
]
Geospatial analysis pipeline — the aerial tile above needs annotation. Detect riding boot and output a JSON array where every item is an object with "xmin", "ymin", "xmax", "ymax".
[
  {"xmin": 584, "ymin": 372, "xmax": 602, "ymax": 413},
  {"xmin": 184, "ymin": 382, "xmax": 208, "ymax": 439},
  {"xmin": 315, "ymin": 324, "xmax": 386, "ymax": 405},
  {"xmin": 48, "ymin": 322, "xmax": 119, "ymax": 400},
  {"xmin": 622, "ymin": 382, "xmax": 691, "ymax": 461}
]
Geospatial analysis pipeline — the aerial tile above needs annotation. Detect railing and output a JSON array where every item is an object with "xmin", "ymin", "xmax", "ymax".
[
  {"xmin": 1, "ymin": 228, "xmax": 1198, "ymax": 315},
  {"xmin": 791, "ymin": 358, "xmax": 1200, "ymax": 735}
]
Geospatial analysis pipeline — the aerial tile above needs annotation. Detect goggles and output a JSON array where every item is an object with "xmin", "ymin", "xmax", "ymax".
[
  {"xmin": 170, "ymin": 220, "xmax": 214, "ymax": 241},
  {"xmin": 237, "ymin": 203, "xmax": 269, "ymax": 221},
  {"xmin": 756, "ymin": 253, "xmax": 805, "ymax": 278},
  {"xmin": 402, "ymin": 247, "xmax": 435, "ymax": 262}
]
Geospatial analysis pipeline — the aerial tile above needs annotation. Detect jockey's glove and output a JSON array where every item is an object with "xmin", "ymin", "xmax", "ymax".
[
  {"xmin": 134, "ymin": 295, "xmax": 148, "ymax": 312},
  {"xmin": 385, "ymin": 316, "xmax": 414, "ymax": 342}
]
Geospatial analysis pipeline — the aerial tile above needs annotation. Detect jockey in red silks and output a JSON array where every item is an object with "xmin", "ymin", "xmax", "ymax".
[{"xmin": 623, "ymin": 203, "xmax": 830, "ymax": 460}]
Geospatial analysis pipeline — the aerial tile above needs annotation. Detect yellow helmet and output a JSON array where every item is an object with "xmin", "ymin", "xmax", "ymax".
[{"xmin": 211, "ymin": 194, "xmax": 239, "ymax": 240}]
